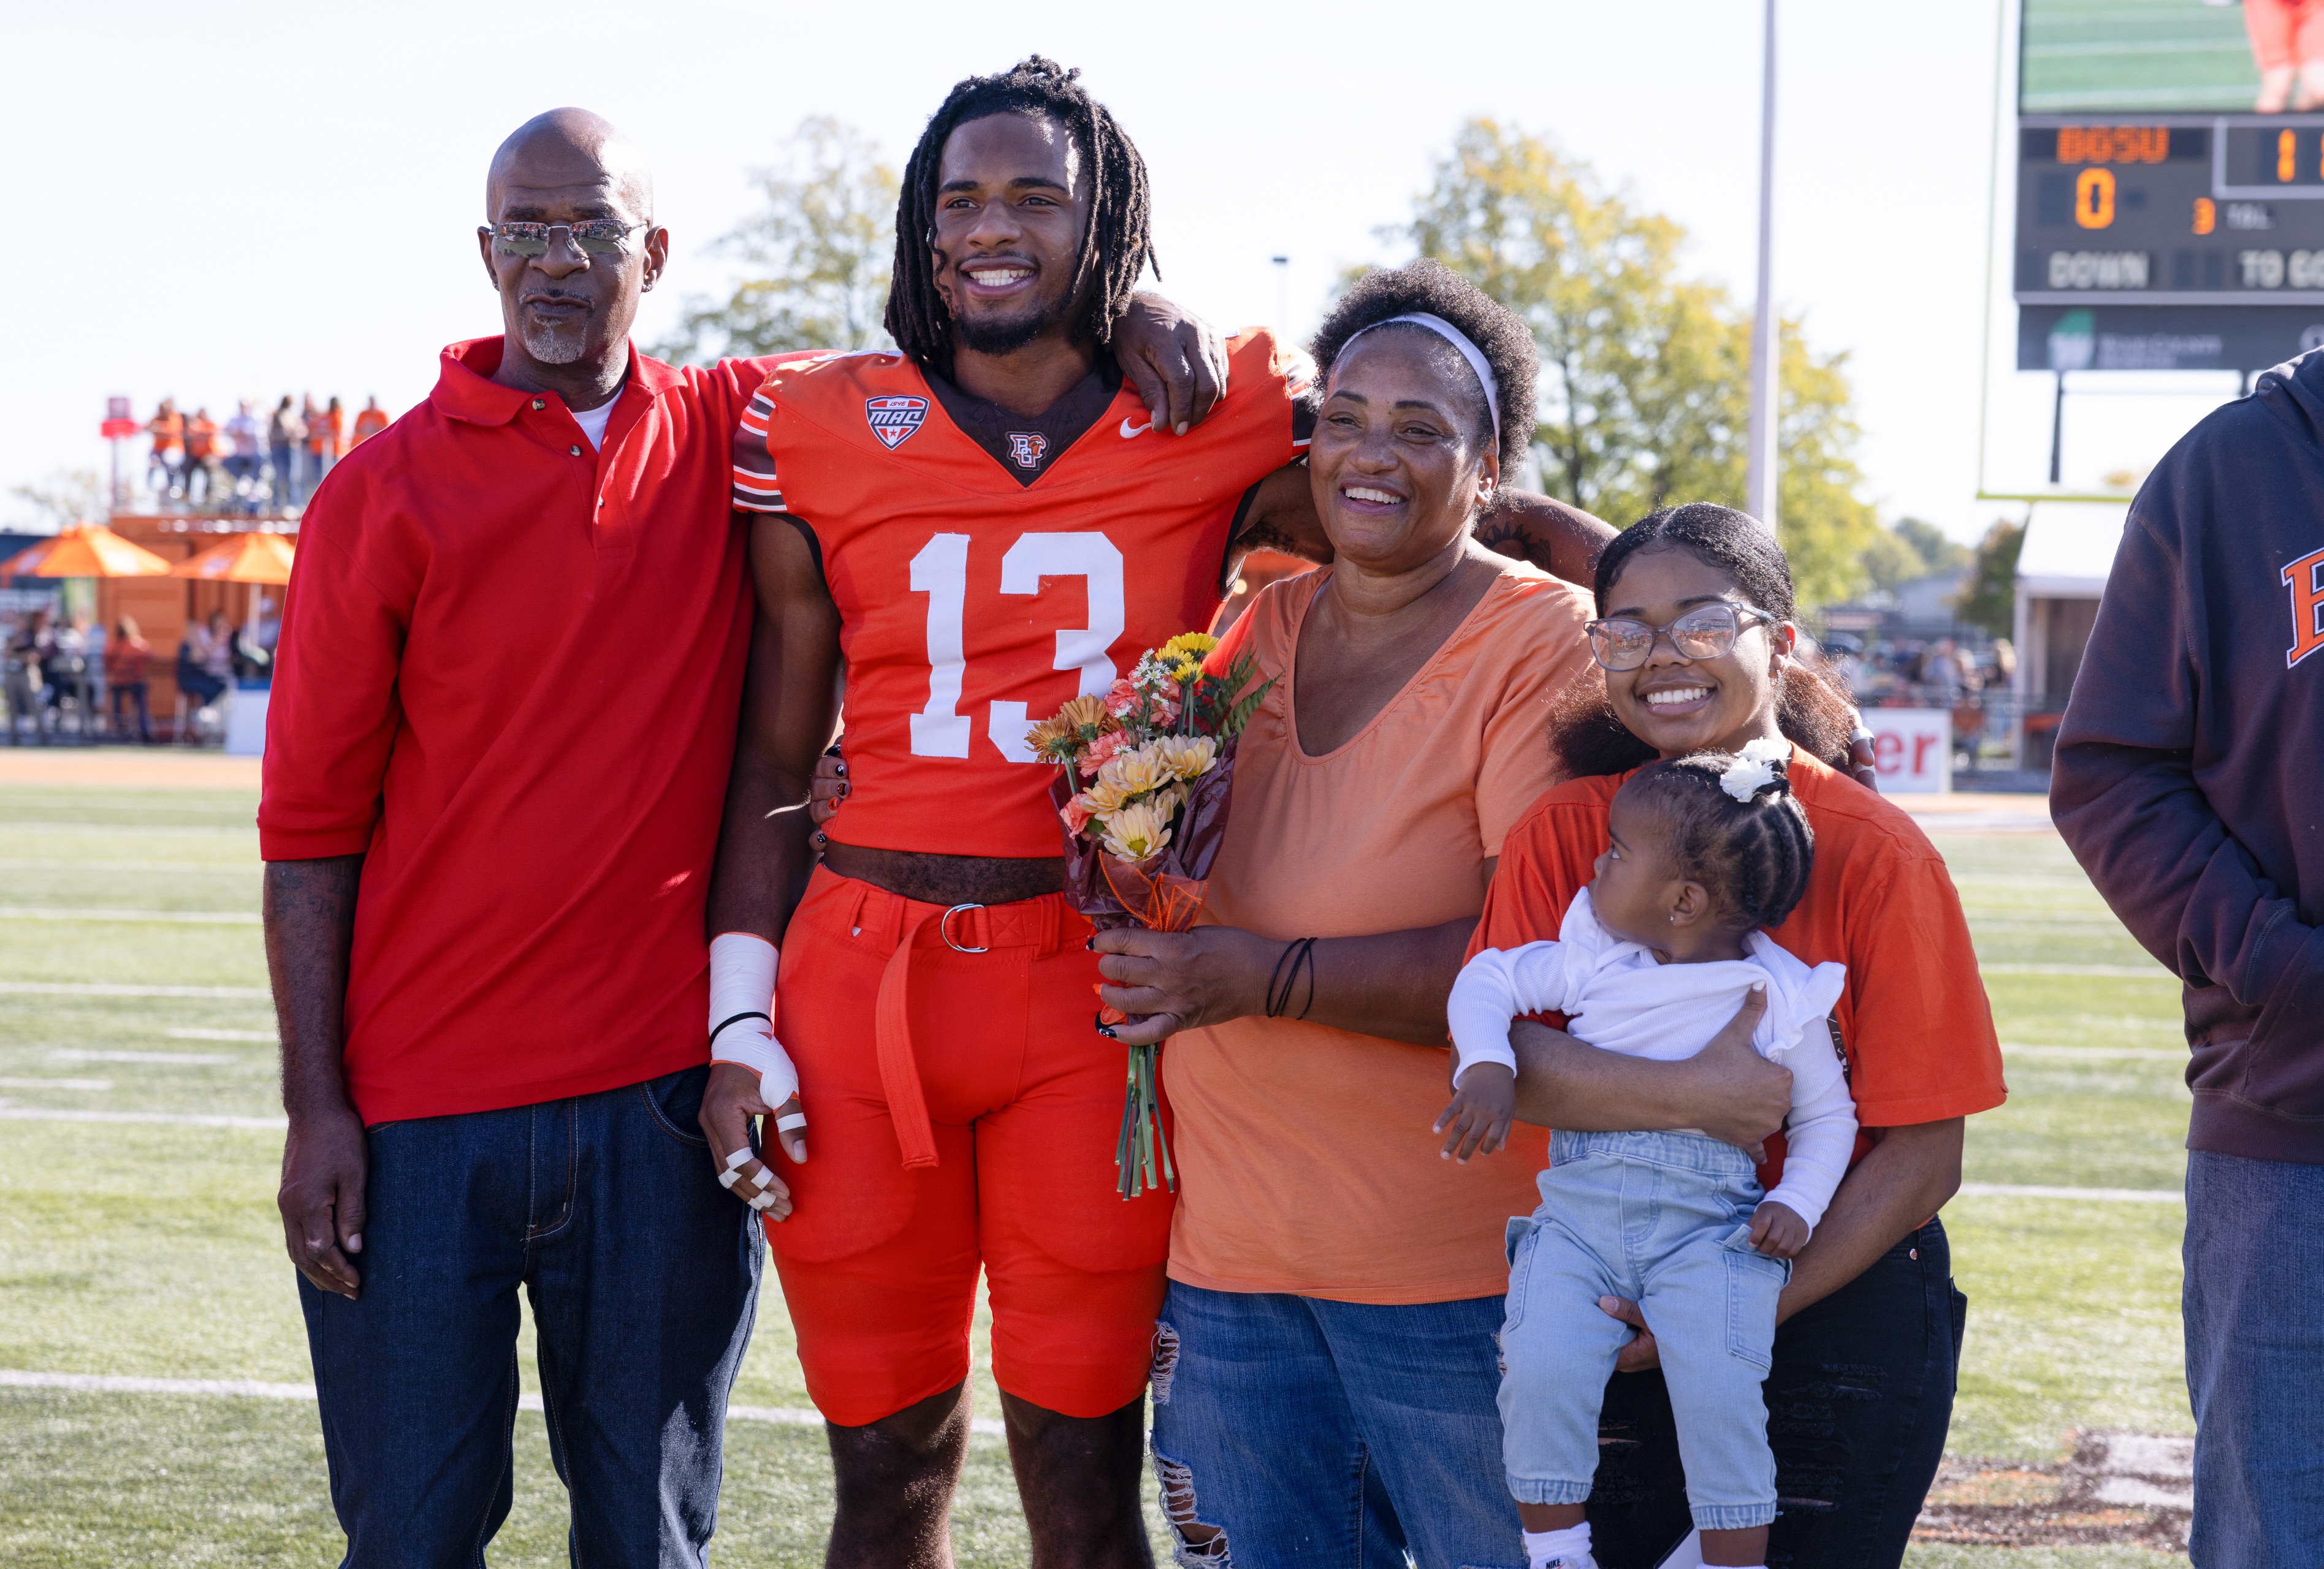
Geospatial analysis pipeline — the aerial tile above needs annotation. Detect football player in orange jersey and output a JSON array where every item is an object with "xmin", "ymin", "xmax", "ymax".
[{"xmin": 701, "ymin": 58, "xmax": 1612, "ymax": 1566}]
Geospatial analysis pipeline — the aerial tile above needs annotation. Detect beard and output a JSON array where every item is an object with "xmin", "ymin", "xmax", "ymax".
[
  {"xmin": 952, "ymin": 288, "xmax": 1075, "ymax": 357},
  {"xmin": 519, "ymin": 314, "xmax": 591, "ymax": 365}
]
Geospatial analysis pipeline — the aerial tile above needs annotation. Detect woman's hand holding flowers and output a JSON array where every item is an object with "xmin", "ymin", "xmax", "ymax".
[{"xmin": 1091, "ymin": 924, "xmax": 1276, "ymax": 1046}]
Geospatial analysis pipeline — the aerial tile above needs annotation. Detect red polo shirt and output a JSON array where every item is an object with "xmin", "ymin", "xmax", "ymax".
[{"xmin": 259, "ymin": 337, "xmax": 787, "ymax": 1124}]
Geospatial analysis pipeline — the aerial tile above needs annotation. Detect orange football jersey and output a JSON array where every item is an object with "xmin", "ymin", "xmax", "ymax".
[{"xmin": 733, "ymin": 331, "xmax": 1308, "ymax": 859}]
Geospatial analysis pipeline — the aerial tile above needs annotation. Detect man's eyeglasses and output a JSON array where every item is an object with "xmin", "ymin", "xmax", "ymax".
[
  {"xmin": 1584, "ymin": 602, "xmax": 1780, "ymax": 672},
  {"xmin": 487, "ymin": 219, "xmax": 649, "ymax": 257}
]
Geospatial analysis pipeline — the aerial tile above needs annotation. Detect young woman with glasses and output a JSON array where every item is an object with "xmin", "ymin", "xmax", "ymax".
[{"xmin": 1473, "ymin": 503, "xmax": 2008, "ymax": 1568}]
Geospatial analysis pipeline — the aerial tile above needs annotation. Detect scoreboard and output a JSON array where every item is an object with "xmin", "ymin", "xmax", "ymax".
[{"xmin": 2016, "ymin": 115, "xmax": 2324, "ymax": 371}]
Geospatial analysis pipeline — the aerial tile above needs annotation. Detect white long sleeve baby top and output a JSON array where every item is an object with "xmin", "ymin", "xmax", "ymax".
[{"xmin": 1447, "ymin": 887, "xmax": 1857, "ymax": 1231}]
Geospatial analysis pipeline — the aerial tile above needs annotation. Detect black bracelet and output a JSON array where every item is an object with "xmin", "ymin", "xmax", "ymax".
[
  {"xmin": 1265, "ymin": 937, "xmax": 1319, "ymax": 1020},
  {"xmin": 709, "ymin": 1011, "xmax": 771, "ymax": 1052}
]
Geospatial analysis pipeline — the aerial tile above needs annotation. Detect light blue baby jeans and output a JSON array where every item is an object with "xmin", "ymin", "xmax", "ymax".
[{"xmin": 1498, "ymin": 1129, "xmax": 1790, "ymax": 1533}]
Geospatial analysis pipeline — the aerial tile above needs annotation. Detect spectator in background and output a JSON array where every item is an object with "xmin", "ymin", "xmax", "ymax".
[
  {"xmin": 300, "ymin": 396, "xmax": 328, "ymax": 499},
  {"xmin": 2052, "ymin": 349, "xmax": 2324, "ymax": 1567},
  {"xmin": 269, "ymin": 396, "xmax": 305, "ymax": 506},
  {"xmin": 147, "ymin": 398, "xmax": 185, "ymax": 499},
  {"xmin": 350, "ymin": 395, "xmax": 389, "ymax": 446},
  {"xmin": 183, "ymin": 408, "xmax": 222, "ymax": 508},
  {"xmin": 178, "ymin": 610, "xmax": 232, "ymax": 712},
  {"xmin": 311, "ymin": 396, "xmax": 346, "ymax": 489},
  {"xmin": 224, "ymin": 401, "xmax": 264, "ymax": 512},
  {"xmin": 106, "ymin": 614, "xmax": 153, "ymax": 742},
  {"xmin": 253, "ymin": 595, "xmax": 281, "ymax": 661},
  {"xmin": 6, "ymin": 607, "xmax": 53, "ymax": 743}
]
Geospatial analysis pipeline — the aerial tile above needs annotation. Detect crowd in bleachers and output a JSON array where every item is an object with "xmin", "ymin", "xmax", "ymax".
[{"xmin": 142, "ymin": 393, "xmax": 389, "ymax": 512}]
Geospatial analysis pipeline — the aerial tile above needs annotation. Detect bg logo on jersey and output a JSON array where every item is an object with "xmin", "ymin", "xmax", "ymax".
[
  {"xmin": 1007, "ymin": 431, "xmax": 1048, "ymax": 468},
  {"xmin": 866, "ymin": 396, "xmax": 928, "ymax": 450}
]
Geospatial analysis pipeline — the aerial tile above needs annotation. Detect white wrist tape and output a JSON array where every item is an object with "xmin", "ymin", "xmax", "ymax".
[{"xmin": 709, "ymin": 932, "xmax": 800, "ymax": 1107}]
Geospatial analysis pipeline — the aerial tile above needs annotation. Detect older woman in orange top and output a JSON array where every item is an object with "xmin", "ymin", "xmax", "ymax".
[
  {"xmin": 1076, "ymin": 264, "xmax": 1729, "ymax": 1569},
  {"xmin": 1474, "ymin": 503, "xmax": 2008, "ymax": 1568}
]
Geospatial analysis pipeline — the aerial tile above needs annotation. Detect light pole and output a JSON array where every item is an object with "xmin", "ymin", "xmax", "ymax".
[{"xmin": 1745, "ymin": 0, "xmax": 1780, "ymax": 534}]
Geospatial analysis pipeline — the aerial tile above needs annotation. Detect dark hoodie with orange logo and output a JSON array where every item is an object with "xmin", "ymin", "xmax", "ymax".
[{"xmin": 2054, "ymin": 348, "xmax": 2324, "ymax": 1164}]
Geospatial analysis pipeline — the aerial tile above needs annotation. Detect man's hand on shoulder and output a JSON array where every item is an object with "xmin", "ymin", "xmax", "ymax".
[
  {"xmin": 1113, "ymin": 292, "xmax": 1228, "ymax": 436},
  {"xmin": 1473, "ymin": 491, "xmax": 1616, "ymax": 589}
]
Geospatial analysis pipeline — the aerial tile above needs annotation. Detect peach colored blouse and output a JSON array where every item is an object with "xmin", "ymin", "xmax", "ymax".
[{"xmin": 1165, "ymin": 558, "xmax": 1594, "ymax": 1303}]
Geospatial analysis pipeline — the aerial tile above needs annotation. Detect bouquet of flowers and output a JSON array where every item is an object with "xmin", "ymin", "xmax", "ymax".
[{"xmin": 1026, "ymin": 631, "xmax": 1274, "ymax": 1198}]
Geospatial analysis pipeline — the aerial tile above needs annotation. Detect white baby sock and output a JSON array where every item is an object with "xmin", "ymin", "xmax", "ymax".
[{"xmin": 1522, "ymin": 1522, "xmax": 1593, "ymax": 1569}]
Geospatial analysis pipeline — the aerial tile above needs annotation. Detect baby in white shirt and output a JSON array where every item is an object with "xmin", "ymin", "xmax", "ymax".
[{"xmin": 1441, "ymin": 740, "xmax": 1856, "ymax": 1569}]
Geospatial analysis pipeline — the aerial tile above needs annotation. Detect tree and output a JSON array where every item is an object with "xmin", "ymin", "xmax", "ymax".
[
  {"xmin": 1859, "ymin": 515, "xmax": 1973, "ymax": 595},
  {"xmin": 1955, "ymin": 518, "xmax": 2026, "ymax": 637},
  {"xmin": 653, "ymin": 118, "xmax": 899, "ymax": 364},
  {"xmin": 1384, "ymin": 119, "xmax": 1878, "ymax": 607},
  {"xmin": 7, "ymin": 468, "xmax": 105, "ymax": 531}
]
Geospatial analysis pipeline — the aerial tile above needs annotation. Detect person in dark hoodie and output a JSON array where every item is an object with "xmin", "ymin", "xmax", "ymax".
[{"xmin": 2052, "ymin": 352, "xmax": 2324, "ymax": 1568}]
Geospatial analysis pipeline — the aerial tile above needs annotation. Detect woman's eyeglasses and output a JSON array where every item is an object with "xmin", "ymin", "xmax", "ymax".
[
  {"xmin": 487, "ymin": 220, "xmax": 649, "ymax": 257},
  {"xmin": 1583, "ymin": 602, "xmax": 1779, "ymax": 672}
]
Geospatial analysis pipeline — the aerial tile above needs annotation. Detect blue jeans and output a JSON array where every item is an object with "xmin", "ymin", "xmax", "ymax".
[
  {"xmin": 2185, "ymin": 1150, "xmax": 2324, "ymax": 1568},
  {"xmin": 1149, "ymin": 1281, "xmax": 1522, "ymax": 1569},
  {"xmin": 1502, "ymin": 1131, "xmax": 1786, "ymax": 1532},
  {"xmin": 297, "ymin": 1065, "xmax": 762, "ymax": 1568},
  {"xmin": 1585, "ymin": 1218, "xmax": 1964, "ymax": 1567}
]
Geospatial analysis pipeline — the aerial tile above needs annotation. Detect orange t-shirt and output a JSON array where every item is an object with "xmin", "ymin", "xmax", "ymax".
[
  {"xmin": 1164, "ymin": 558, "xmax": 1595, "ymax": 1304},
  {"xmin": 1471, "ymin": 751, "xmax": 2007, "ymax": 1183}
]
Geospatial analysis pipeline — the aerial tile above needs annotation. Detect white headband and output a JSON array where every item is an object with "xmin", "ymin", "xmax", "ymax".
[{"xmin": 1332, "ymin": 312, "xmax": 1502, "ymax": 442}]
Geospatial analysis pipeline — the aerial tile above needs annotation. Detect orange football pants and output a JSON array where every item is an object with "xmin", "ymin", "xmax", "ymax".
[
  {"xmin": 2248, "ymin": 0, "xmax": 2324, "ymax": 70},
  {"xmin": 766, "ymin": 867, "xmax": 1175, "ymax": 1426}
]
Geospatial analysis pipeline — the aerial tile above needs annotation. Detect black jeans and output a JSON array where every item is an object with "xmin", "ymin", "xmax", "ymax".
[
  {"xmin": 1585, "ymin": 1218, "xmax": 1967, "ymax": 1568},
  {"xmin": 111, "ymin": 682, "xmax": 151, "ymax": 741}
]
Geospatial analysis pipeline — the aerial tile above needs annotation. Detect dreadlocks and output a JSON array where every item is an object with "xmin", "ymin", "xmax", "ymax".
[{"xmin": 886, "ymin": 56, "xmax": 1156, "ymax": 370}]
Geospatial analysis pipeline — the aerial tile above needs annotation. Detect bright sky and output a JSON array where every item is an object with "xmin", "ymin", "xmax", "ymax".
[{"xmin": 1, "ymin": 0, "xmax": 2236, "ymax": 540}]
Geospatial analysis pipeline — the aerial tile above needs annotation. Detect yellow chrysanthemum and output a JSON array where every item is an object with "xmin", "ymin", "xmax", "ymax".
[
  {"xmin": 1151, "ymin": 735, "xmax": 1218, "ymax": 781},
  {"xmin": 1095, "ymin": 743, "xmax": 1173, "ymax": 800},
  {"xmin": 1081, "ymin": 778, "xmax": 1131, "ymax": 813},
  {"xmin": 1159, "ymin": 631, "xmax": 1219, "ymax": 663},
  {"xmin": 1099, "ymin": 798, "xmax": 1175, "ymax": 862}
]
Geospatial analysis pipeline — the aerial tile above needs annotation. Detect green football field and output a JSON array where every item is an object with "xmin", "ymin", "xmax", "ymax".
[
  {"xmin": 2020, "ymin": 0, "xmax": 2259, "ymax": 115},
  {"xmin": 0, "ymin": 775, "xmax": 2194, "ymax": 1565}
]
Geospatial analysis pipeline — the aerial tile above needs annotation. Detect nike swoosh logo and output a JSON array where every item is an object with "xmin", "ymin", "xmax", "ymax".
[{"xmin": 1119, "ymin": 417, "xmax": 1152, "ymax": 439}]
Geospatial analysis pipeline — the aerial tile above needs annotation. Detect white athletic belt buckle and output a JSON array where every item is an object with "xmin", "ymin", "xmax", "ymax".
[{"xmin": 940, "ymin": 903, "xmax": 989, "ymax": 954}]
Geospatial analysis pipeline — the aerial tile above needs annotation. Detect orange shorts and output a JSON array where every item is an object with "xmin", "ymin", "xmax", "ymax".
[{"xmin": 766, "ymin": 867, "xmax": 1174, "ymax": 1426}]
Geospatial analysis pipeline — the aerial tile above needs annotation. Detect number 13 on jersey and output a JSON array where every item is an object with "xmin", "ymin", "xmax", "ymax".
[{"xmin": 907, "ymin": 531, "xmax": 1128, "ymax": 764}]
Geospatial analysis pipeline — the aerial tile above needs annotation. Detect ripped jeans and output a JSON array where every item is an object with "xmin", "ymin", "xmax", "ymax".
[
  {"xmin": 1499, "ymin": 1131, "xmax": 1788, "ymax": 1533},
  {"xmin": 1148, "ymin": 1281, "xmax": 1522, "ymax": 1568}
]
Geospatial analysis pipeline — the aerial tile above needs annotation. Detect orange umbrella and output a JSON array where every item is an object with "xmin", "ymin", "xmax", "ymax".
[
  {"xmin": 167, "ymin": 532, "xmax": 296, "ymax": 585},
  {"xmin": 0, "ymin": 522, "xmax": 172, "ymax": 579}
]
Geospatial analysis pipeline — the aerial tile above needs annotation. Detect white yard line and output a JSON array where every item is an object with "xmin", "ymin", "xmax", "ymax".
[
  {"xmin": 1981, "ymin": 963, "xmax": 2174, "ymax": 978},
  {"xmin": 0, "ymin": 1369, "xmax": 1007, "ymax": 1437},
  {"xmin": 1958, "ymin": 1182, "xmax": 2182, "ymax": 1204},
  {"xmin": 2001, "ymin": 1043, "xmax": 2185, "ymax": 1061},
  {"xmin": 0, "ymin": 981, "xmax": 269, "ymax": 998},
  {"xmin": 167, "ymin": 1028, "xmax": 274, "ymax": 1042},
  {"xmin": 0, "ymin": 1107, "xmax": 285, "ymax": 1130},
  {"xmin": 51, "ymin": 1050, "xmax": 241, "ymax": 1065},
  {"xmin": 0, "ymin": 906, "xmax": 258, "ymax": 925},
  {"xmin": 0, "ymin": 859, "xmax": 257, "ymax": 874},
  {"xmin": 0, "ymin": 1077, "xmax": 111, "ymax": 1090}
]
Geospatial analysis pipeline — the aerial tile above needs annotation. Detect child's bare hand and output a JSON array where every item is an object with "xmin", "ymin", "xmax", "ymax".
[
  {"xmin": 1748, "ymin": 1199, "xmax": 1809, "ymax": 1258},
  {"xmin": 1433, "ymin": 1063, "xmax": 1515, "ymax": 1163}
]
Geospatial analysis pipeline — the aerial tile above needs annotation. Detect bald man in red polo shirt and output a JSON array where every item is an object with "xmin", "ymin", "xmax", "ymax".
[{"xmin": 258, "ymin": 107, "xmax": 1222, "ymax": 1565}]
